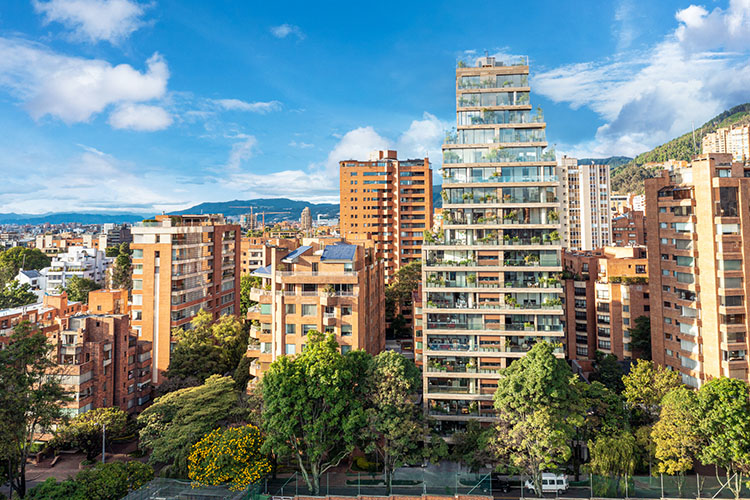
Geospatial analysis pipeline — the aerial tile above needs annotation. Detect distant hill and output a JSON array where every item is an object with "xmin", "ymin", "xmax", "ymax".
[
  {"xmin": 611, "ymin": 103, "xmax": 750, "ymax": 194},
  {"xmin": 433, "ymin": 185, "xmax": 442, "ymax": 209},
  {"xmin": 577, "ymin": 156, "xmax": 632, "ymax": 168},
  {"xmin": 173, "ymin": 198, "xmax": 339, "ymax": 223},
  {"xmin": 0, "ymin": 212, "xmax": 146, "ymax": 225}
]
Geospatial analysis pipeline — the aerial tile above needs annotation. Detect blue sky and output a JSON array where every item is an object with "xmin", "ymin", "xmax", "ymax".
[{"xmin": 1, "ymin": 0, "xmax": 750, "ymax": 214}]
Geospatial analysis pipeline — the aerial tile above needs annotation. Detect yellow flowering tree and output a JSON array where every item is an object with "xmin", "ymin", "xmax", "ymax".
[{"xmin": 188, "ymin": 424, "xmax": 271, "ymax": 491}]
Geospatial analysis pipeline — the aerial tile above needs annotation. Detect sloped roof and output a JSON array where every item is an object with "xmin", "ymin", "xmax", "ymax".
[
  {"xmin": 251, "ymin": 265, "xmax": 272, "ymax": 277},
  {"xmin": 19, "ymin": 269, "xmax": 41, "ymax": 279},
  {"xmin": 320, "ymin": 244, "xmax": 356, "ymax": 262},
  {"xmin": 282, "ymin": 245, "xmax": 312, "ymax": 263}
]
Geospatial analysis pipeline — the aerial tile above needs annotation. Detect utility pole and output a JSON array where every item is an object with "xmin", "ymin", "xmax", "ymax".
[{"xmin": 101, "ymin": 423, "xmax": 106, "ymax": 464}]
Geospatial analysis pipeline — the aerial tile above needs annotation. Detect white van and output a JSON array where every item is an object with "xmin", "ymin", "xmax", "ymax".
[{"xmin": 524, "ymin": 473, "xmax": 568, "ymax": 494}]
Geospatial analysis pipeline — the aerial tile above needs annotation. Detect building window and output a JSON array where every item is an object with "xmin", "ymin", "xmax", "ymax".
[
  {"xmin": 341, "ymin": 324, "xmax": 353, "ymax": 336},
  {"xmin": 285, "ymin": 324, "xmax": 296, "ymax": 335},
  {"xmin": 132, "ymin": 279, "xmax": 143, "ymax": 290},
  {"xmin": 285, "ymin": 344, "xmax": 296, "ymax": 355},
  {"xmin": 285, "ymin": 304, "xmax": 296, "ymax": 314},
  {"xmin": 340, "ymin": 345, "xmax": 352, "ymax": 354},
  {"xmin": 302, "ymin": 304, "xmax": 317, "ymax": 316},
  {"xmin": 302, "ymin": 324, "xmax": 316, "ymax": 335},
  {"xmin": 598, "ymin": 340, "xmax": 611, "ymax": 350}
]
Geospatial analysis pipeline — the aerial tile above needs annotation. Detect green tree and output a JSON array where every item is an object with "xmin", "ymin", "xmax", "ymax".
[
  {"xmin": 188, "ymin": 425, "xmax": 271, "ymax": 491},
  {"xmin": 363, "ymin": 351, "xmax": 432, "ymax": 494},
  {"xmin": 62, "ymin": 275, "xmax": 101, "ymax": 304},
  {"xmin": 28, "ymin": 461, "xmax": 154, "ymax": 500},
  {"xmin": 261, "ymin": 331, "xmax": 367, "ymax": 495},
  {"xmin": 590, "ymin": 352, "xmax": 625, "ymax": 394},
  {"xmin": 138, "ymin": 375, "xmax": 241, "ymax": 477},
  {"xmin": 628, "ymin": 316, "xmax": 651, "ymax": 360},
  {"xmin": 105, "ymin": 246, "xmax": 120, "ymax": 258},
  {"xmin": 0, "ymin": 247, "xmax": 50, "ymax": 285},
  {"xmin": 0, "ymin": 280, "xmax": 37, "ymax": 309},
  {"xmin": 588, "ymin": 431, "xmax": 638, "ymax": 496},
  {"xmin": 652, "ymin": 387, "xmax": 700, "ymax": 496},
  {"xmin": 110, "ymin": 243, "xmax": 132, "ymax": 291},
  {"xmin": 240, "ymin": 274, "xmax": 261, "ymax": 316},
  {"xmin": 622, "ymin": 359, "xmax": 680, "ymax": 425},
  {"xmin": 0, "ymin": 322, "xmax": 68, "ymax": 498},
  {"xmin": 492, "ymin": 341, "xmax": 584, "ymax": 495},
  {"xmin": 452, "ymin": 420, "xmax": 497, "ymax": 472},
  {"xmin": 166, "ymin": 310, "xmax": 247, "ymax": 384},
  {"xmin": 385, "ymin": 260, "xmax": 421, "ymax": 338},
  {"xmin": 696, "ymin": 377, "xmax": 750, "ymax": 499},
  {"xmin": 51, "ymin": 407, "xmax": 127, "ymax": 461}
]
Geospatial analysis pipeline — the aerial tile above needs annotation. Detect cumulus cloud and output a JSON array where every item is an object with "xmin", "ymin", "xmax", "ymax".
[
  {"xmin": 534, "ymin": 0, "xmax": 750, "ymax": 157},
  {"xmin": 226, "ymin": 134, "xmax": 257, "ymax": 170},
  {"xmin": 270, "ymin": 24, "xmax": 305, "ymax": 39},
  {"xmin": 108, "ymin": 103, "xmax": 172, "ymax": 131},
  {"xmin": 213, "ymin": 98, "xmax": 282, "ymax": 113},
  {"xmin": 396, "ymin": 112, "xmax": 447, "ymax": 161},
  {"xmin": 0, "ymin": 37, "xmax": 169, "ymax": 125},
  {"xmin": 33, "ymin": 0, "xmax": 148, "ymax": 44}
]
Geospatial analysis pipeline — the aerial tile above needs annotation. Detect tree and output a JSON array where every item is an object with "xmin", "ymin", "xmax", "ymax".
[
  {"xmin": 622, "ymin": 359, "xmax": 680, "ymax": 425},
  {"xmin": 27, "ymin": 461, "xmax": 154, "ymax": 500},
  {"xmin": 363, "ymin": 351, "xmax": 429, "ymax": 494},
  {"xmin": 62, "ymin": 275, "xmax": 101, "ymax": 304},
  {"xmin": 652, "ymin": 387, "xmax": 700, "ymax": 496},
  {"xmin": 166, "ymin": 310, "xmax": 247, "ymax": 384},
  {"xmin": 452, "ymin": 420, "xmax": 497, "ymax": 472},
  {"xmin": 628, "ymin": 316, "xmax": 651, "ymax": 360},
  {"xmin": 188, "ymin": 425, "xmax": 271, "ymax": 491},
  {"xmin": 0, "ymin": 247, "xmax": 50, "ymax": 285},
  {"xmin": 588, "ymin": 431, "xmax": 638, "ymax": 496},
  {"xmin": 105, "ymin": 246, "xmax": 120, "ymax": 258},
  {"xmin": 492, "ymin": 342, "xmax": 584, "ymax": 495},
  {"xmin": 0, "ymin": 322, "xmax": 67, "ymax": 498},
  {"xmin": 695, "ymin": 377, "xmax": 750, "ymax": 500},
  {"xmin": 261, "ymin": 331, "xmax": 367, "ymax": 495},
  {"xmin": 590, "ymin": 352, "xmax": 625, "ymax": 394},
  {"xmin": 110, "ymin": 243, "xmax": 132, "ymax": 291},
  {"xmin": 138, "ymin": 375, "xmax": 241, "ymax": 477},
  {"xmin": 240, "ymin": 274, "xmax": 261, "ymax": 316},
  {"xmin": 0, "ymin": 280, "xmax": 37, "ymax": 309},
  {"xmin": 51, "ymin": 407, "xmax": 127, "ymax": 461},
  {"xmin": 385, "ymin": 261, "xmax": 421, "ymax": 338},
  {"xmin": 233, "ymin": 355, "xmax": 253, "ymax": 392}
]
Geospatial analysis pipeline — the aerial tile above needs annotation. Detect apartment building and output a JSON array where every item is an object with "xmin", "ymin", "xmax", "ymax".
[
  {"xmin": 703, "ymin": 125, "xmax": 750, "ymax": 162},
  {"xmin": 35, "ymin": 233, "xmax": 108, "ymax": 255},
  {"xmin": 41, "ymin": 246, "xmax": 113, "ymax": 293},
  {"xmin": 559, "ymin": 156, "xmax": 612, "ymax": 251},
  {"xmin": 612, "ymin": 210, "xmax": 647, "ymax": 247},
  {"xmin": 646, "ymin": 153, "xmax": 750, "ymax": 386},
  {"xmin": 131, "ymin": 214, "xmax": 241, "ymax": 383},
  {"xmin": 0, "ymin": 290, "xmax": 151, "ymax": 416},
  {"xmin": 101, "ymin": 223, "xmax": 133, "ymax": 247},
  {"xmin": 245, "ymin": 239, "xmax": 384, "ymax": 378},
  {"xmin": 300, "ymin": 207, "xmax": 312, "ymax": 231},
  {"xmin": 421, "ymin": 56, "xmax": 564, "ymax": 433},
  {"xmin": 563, "ymin": 247, "xmax": 649, "ymax": 373},
  {"xmin": 240, "ymin": 237, "xmax": 298, "ymax": 276},
  {"xmin": 340, "ymin": 150, "xmax": 433, "ymax": 283}
]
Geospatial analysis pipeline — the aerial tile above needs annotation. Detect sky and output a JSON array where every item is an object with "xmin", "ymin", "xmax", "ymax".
[{"xmin": 2, "ymin": 0, "xmax": 750, "ymax": 214}]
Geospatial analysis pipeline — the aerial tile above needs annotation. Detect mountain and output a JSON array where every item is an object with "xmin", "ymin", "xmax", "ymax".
[
  {"xmin": 172, "ymin": 198, "xmax": 339, "ymax": 223},
  {"xmin": 433, "ymin": 185, "xmax": 442, "ymax": 209},
  {"xmin": 577, "ymin": 156, "xmax": 632, "ymax": 168},
  {"xmin": 611, "ymin": 103, "xmax": 750, "ymax": 194},
  {"xmin": 0, "ymin": 212, "xmax": 146, "ymax": 225}
]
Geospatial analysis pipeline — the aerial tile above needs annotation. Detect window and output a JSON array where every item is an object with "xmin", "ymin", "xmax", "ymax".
[
  {"xmin": 597, "ymin": 315, "xmax": 610, "ymax": 324},
  {"xmin": 342, "ymin": 306, "xmax": 353, "ymax": 316},
  {"xmin": 722, "ymin": 295, "xmax": 744, "ymax": 307},
  {"xmin": 720, "ymin": 260, "xmax": 742, "ymax": 271},
  {"xmin": 132, "ymin": 249, "xmax": 143, "ymax": 258},
  {"xmin": 285, "ymin": 304, "xmax": 296, "ymax": 314},
  {"xmin": 285, "ymin": 344, "xmax": 296, "ymax": 355},
  {"xmin": 598, "ymin": 340, "xmax": 611, "ymax": 350},
  {"xmin": 302, "ymin": 324, "xmax": 316, "ymax": 335},
  {"xmin": 132, "ymin": 279, "xmax": 143, "ymax": 290},
  {"xmin": 260, "ymin": 303, "xmax": 272, "ymax": 315},
  {"xmin": 723, "ymin": 277, "xmax": 743, "ymax": 289},
  {"xmin": 340, "ymin": 345, "xmax": 352, "ymax": 354},
  {"xmin": 341, "ymin": 324, "xmax": 353, "ymax": 336},
  {"xmin": 598, "ymin": 327, "xmax": 611, "ymax": 338},
  {"xmin": 285, "ymin": 324, "xmax": 296, "ymax": 335},
  {"xmin": 302, "ymin": 304, "xmax": 317, "ymax": 316}
]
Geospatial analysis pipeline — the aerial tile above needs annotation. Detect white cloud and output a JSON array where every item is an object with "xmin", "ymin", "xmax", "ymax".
[
  {"xmin": 33, "ymin": 0, "xmax": 147, "ymax": 44},
  {"xmin": 322, "ymin": 126, "xmax": 390, "ymax": 172},
  {"xmin": 0, "ymin": 37, "xmax": 169, "ymax": 125},
  {"xmin": 289, "ymin": 140, "xmax": 314, "ymax": 149},
  {"xmin": 108, "ymin": 103, "xmax": 172, "ymax": 131},
  {"xmin": 396, "ymin": 112, "xmax": 447, "ymax": 161},
  {"xmin": 270, "ymin": 24, "xmax": 305, "ymax": 39},
  {"xmin": 226, "ymin": 134, "xmax": 257, "ymax": 170},
  {"xmin": 213, "ymin": 98, "xmax": 282, "ymax": 113},
  {"xmin": 534, "ymin": 0, "xmax": 750, "ymax": 157}
]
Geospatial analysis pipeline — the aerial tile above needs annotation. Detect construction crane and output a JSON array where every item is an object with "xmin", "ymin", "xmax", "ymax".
[{"xmin": 229, "ymin": 206, "xmax": 291, "ymax": 229}]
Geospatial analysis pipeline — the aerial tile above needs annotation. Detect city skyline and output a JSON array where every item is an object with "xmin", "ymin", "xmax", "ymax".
[{"xmin": 2, "ymin": 0, "xmax": 750, "ymax": 214}]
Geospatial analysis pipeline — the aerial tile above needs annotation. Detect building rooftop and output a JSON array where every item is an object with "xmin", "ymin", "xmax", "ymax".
[
  {"xmin": 251, "ymin": 265, "xmax": 272, "ymax": 277},
  {"xmin": 321, "ymin": 243, "xmax": 356, "ymax": 262},
  {"xmin": 18, "ymin": 269, "xmax": 41, "ymax": 279},
  {"xmin": 281, "ymin": 245, "xmax": 312, "ymax": 263}
]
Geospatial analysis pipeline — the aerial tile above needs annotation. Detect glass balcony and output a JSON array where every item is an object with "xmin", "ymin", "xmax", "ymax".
[
  {"xmin": 443, "ymin": 146, "xmax": 554, "ymax": 164},
  {"xmin": 457, "ymin": 92, "xmax": 530, "ymax": 108},
  {"xmin": 457, "ymin": 73, "xmax": 529, "ymax": 89},
  {"xmin": 457, "ymin": 109, "xmax": 544, "ymax": 126}
]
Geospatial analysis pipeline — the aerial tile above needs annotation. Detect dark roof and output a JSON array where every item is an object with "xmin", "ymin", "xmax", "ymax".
[
  {"xmin": 282, "ymin": 245, "xmax": 312, "ymax": 263},
  {"xmin": 251, "ymin": 265, "xmax": 272, "ymax": 277},
  {"xmin": 321, "ymin": 243, "xmax": 356, "ymax": 262},
  {"xmin": 19, "ymin": 270, "xmax": 41, "ymax": 279}
]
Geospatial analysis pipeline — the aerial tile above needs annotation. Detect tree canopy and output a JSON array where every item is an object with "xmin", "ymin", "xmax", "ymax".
[
  {"xmin": 0, "ymin": 279, "xmax": 38, "ymax": 309},
  {"xmin": 62, "ymin": 275, "xmax": 101, "ymax": 304},
  {"xmin": 27, "ymin": 461, "xmax": 154, "ymax": 500},
  {"xmin": 0, "ymin": 247, "xmax": 50, "ymax": 285},
  {"xmin": 110, "ymin": 242, "xmax": 132, "ymax": 290},
  {"xmin": 622, "ymin": 359, "xmax": 680, "ymax": 425},
  {"xmin": 51, "ymin": 407, "xmax": 128, "ymax": 460}
]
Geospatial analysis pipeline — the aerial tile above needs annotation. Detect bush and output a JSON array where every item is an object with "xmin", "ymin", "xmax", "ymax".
[{"xmin": 354, "ymin": 456, "xmax": 378, "ymax": 472}]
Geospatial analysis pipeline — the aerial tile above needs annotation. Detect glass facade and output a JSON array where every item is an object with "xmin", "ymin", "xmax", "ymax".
[{"xmin": 422, "ymin": 57, "xmax": 564, "ymax": 431}]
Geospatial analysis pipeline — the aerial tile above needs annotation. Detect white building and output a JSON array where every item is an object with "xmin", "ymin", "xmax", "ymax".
[
  {"xmin": 41, "ymin": 246, "xmax": 113, "ymax": 293},
  {"xmin": 559, "ymin": 156, "xmax": 612, "ymax": 251}
]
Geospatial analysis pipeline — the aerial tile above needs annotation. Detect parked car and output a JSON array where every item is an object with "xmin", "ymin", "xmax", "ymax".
[
  {"xmin": 490, "ymin": 474, "xmax": 511, "ymax": 493},
  {"xmin": 524, "ymin": 473, "xmax": 568, "ymax": 494}
]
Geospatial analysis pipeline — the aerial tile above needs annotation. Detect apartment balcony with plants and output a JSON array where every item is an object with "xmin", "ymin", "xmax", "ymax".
[{"xmin": 422, "ymin": 55, "xmax": 564, "ymax": 430}]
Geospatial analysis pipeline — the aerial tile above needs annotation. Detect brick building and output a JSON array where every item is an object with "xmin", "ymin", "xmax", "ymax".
[
  {"xmin": 611, "ymin": 210, "xmax": 647, "ymax": 247},
  {"xmin": 245, "ymin": 238, "xmax": 385, "ymax": 378},
  {"xmin": 131, "ymin": 214, "xmax": 241, "ymax": 383}
]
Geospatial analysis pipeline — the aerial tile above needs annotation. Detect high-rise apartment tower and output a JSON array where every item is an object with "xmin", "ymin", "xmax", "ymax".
[
  {"xmin": 421, "ymin": 56, "xmax": 564, "ymax": 432},
  {"xmin": 559, "ymin": 156, "xmax": 612, "ymax": 251}
]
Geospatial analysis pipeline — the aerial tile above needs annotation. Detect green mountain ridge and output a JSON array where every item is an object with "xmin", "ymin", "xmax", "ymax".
[
  {"xmin": 611, "ymin": 103, "xmax": 750, "ymax": 194},
  {"xmin": 577, "ymin": 156, "xmax": 632, "ymax": 168}
]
